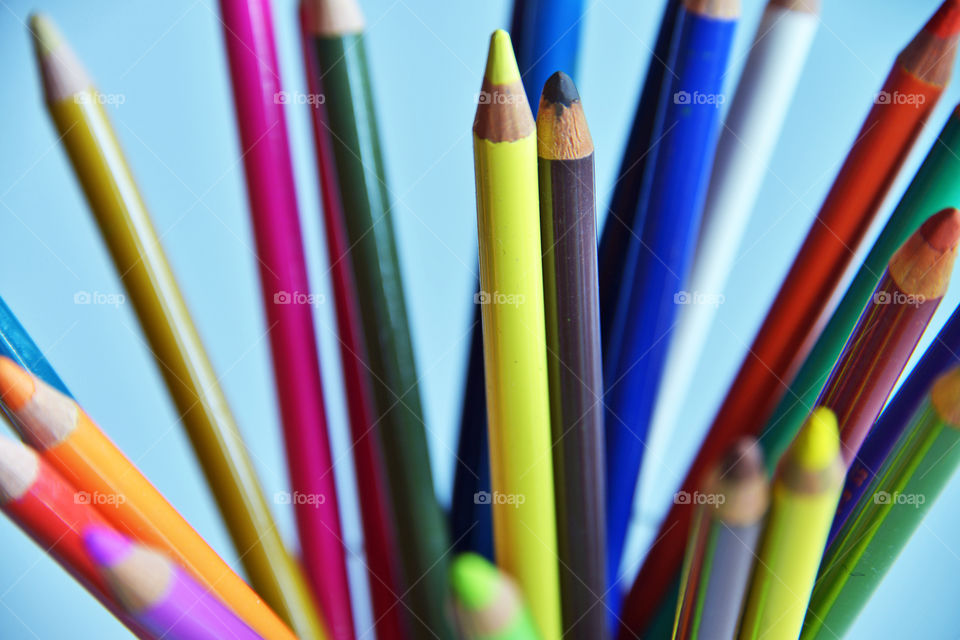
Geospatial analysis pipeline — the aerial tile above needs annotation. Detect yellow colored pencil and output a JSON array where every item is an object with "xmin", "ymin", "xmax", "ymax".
[
  {"xmin": 472, "ymin": 29, "xmax": 561, "ymax": 640},
  {"xmin": 737, "ymin": 407, "xmax": 844, "ymax": 640},
  {"xmin": 29, "ymin": 14, "xmax": 325, "ymax": 639}
]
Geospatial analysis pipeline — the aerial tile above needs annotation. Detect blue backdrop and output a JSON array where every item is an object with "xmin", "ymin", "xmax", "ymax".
[{"xmin": 0, "ymin": 1, "xmax": 958, "ymax": 637}]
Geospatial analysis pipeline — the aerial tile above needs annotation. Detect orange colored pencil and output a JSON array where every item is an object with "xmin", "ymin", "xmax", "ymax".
[
  {"xmin": 0, "ymin": 358, "xmax": 296, "ymax": 640},
  {"xmin": 620, "ymin": 2, "xmax": 960, "ymax": 634}
]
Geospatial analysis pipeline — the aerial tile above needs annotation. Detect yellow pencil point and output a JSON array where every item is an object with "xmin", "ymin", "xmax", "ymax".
[
  {"xmin": 791, "ymin": 407, "xmax": 840, "ymax": 469},
  {"xmin": 28, "ymin": 13, "xmax": 63, "ymax": 58},
  {"xmin": 484, "ymin": 30, "xmax": 521, "ymax": 85}
]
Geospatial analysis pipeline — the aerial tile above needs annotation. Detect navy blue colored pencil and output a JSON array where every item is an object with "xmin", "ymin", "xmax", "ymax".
[
  {"xmin": 603, "ymin": 0, "xmax": 739, "ymax": 604},
  {"xmin": 830, "ymin": 302, "xmax": 960, "ymax": 544}
]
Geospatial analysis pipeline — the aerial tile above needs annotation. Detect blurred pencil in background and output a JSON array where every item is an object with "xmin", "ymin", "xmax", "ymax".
[
  {"xmin": 737, "ymin": 408, "xmax": 843, "ymax": 640},
  {"xmin": 819, "ymin": 207, "xmax": 960, "ymax": 464},
  {"xmin": 299, "ymin": 0, "xmax": 452, "ymax": 636},
  {"xmin": 450, "ymin": 553, "xmax": 541, "ymax": 640},
  {"xmin": 536, "ymin": 71, "xmax": 605, "ymax": 640},
  {"xmin": 673, "ymin": 439, "xmax": 768, "ymax": 640},
  {"xmin": 297, "ymin": 5, "xmax": 407, "ymax": 639},
  {"xmin": 623, "ymin": 3, "xmax": 960, "ymax": 631},
  {"xmin": 216, "ymin": 0, "xmax": 350, "ymax": 637},
  {"xmin": 604, "ymin": 0, "xmax": 739, "ymax": 606},
  {"xmin": 832, "ymin": 303, "xmax": 960, "ymax": 543},
  {"xmin": 0, "ymin": 434, "xmax": 150, "ymax": 639},
  {"xmin": 512, "ymin": 0, "xmax": 584, "ymax": 105},
  {"xmin": 646, "ymin": 0, "xmax": 820, "ymax": 505},
  {"xmin": 0, "ymin": 297, "xmax": 70, "ymax": 402},
  {"xmin": 802, "ymin": 366, "xmax": 960, "ymax": 639},
  {"xmin": 85, "ymin": 527, "xmax": 260, "ymax": 640},
  {"xmin": 29, "ymin": 14, "xmax": 326, "ymax": 638},
  {"xmin": 0, "ymin": 358, "xmax": 297, "ymax": 640},
  {"xmin": 473, "ymin": 29, "xmax": 561, "ymax": 639}
]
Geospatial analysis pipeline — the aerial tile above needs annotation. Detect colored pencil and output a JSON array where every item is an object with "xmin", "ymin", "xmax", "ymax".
[
  {"xmin": 736, "ymin": 408, "xmax": 844, "ymax": 640},
  {"xmin": 298, "ymin": 7, "xmax": 407, "ymax": 639},
  {"xmin": 512, "ymin": 0, "xmax": 584, "ymax": 107},
  {"xmin": 598, "ymin": 0, "xmax": 682, "ymax": 358},
  {"xmin": 822, "ymin": 208, "xmax": 960, "ymax": 464},
  {"xmin": 536, "ymin": 72, "xmax": 605, "ymax": 640},
  {"xmin": 451, "ymin": 310, "xmax": 495, "ymax": 561},
  {"xmin": 216, "ymin": 0, "xmax": 352, "ymax": 637},
  {"xmin": 473, "ymin": 29, "xmax": 561, "ymax": 639},
  {"xmin": 831, "ymin": 302, "xmax": 960, "ymax": 544},
  {"xmin": 299, "ymin": 2, "xmax": 452, "ymax": 638},
  {"xmin": 762, "ymin": 104, "xmax": 960, "ymax": 473},
  {"xmin": 620, "ymin": 4, "xmax": 960, "ymax": 633},
  {"xmin": 450, "ymin": 553, "xmax": 540, "ymax": 640},
  {"xmin": 0, "ymin": 434, "xmax": 150, "ymax": 639},
  {"xmin": 0, "ymin": 297, "xmax": 69, "ymax": 398},
  {"xmin": 604, "ymin": 0, "xmax": 738, "ymax": 599},
  {"xmin": 801, "ymin": 366, "xmax": 960, "ymax": 639},
  {"xmin": 30, "ymin": 15, "xmax": 326, "ymax": 639},
  {"xmin": 646, "ymin": 0, "xmax": 820, "ymax": 504},
  {"xmin": 85, "ymin": 527, "xmax": 260, "ymax": 640},
  {"xmin": 673, "ymin": 439, "xmax": 768, "ymax": 640},
  {"xmin": 0, "ymin": 358, "xmax": 297, "ymax": 640}
]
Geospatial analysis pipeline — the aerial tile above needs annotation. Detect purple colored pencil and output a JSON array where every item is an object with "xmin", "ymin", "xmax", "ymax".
[
  {"xmin": 830, "ymin": 302, "xmax": 960, "ymax": 544},
  {"xmin": 85, "ymin": 527, "xmax": 262, "ymax": 640}
]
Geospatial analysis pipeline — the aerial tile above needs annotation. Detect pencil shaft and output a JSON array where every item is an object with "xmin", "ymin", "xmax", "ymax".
[
  {"xmin": 303, "ymin": 28, "xmax": 452, "ymax": 640},
  {"xmin": 622, "ymin": 19, "xmax": 955, "ymax": 633},
  {"xmin": 42, "ymin": 42, "xmax": 326, "ymax": 640},
  {"xmin": 218, "ymin": 0, "xmax": 352, "ymax": 637},
  {"xmin": 0, "ymin": 298, "xmax": 69, "ymax": 397},
  {"xmin": 605, "ymin": 2, "xmax": 736, "ymax": 598},
  {"xmin": 299, "ymin": 14, "xmax": 407, "ymax": 638},
  {"xmin": 832, "ymin": 303, "xmax": 960, "ymax": 542},
  {"xmin": 539, "ymin": 151, "xmax": 605, "ymax": 639},
  {"xmin": 514, "ymin": 0, "xmax": 584, "ymax": 106}
]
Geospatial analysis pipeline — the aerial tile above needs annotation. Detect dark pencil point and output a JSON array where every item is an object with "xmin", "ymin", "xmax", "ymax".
[{"xmin": 542, "ymin": 71, "xmax": 580, "ymax": 112}]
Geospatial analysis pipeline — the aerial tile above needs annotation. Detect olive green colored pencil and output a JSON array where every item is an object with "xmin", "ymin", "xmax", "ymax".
[
  {"xmin": 802, "ymin": 365, "xmax": 960, "ymax": 639},
  {"xmin": 299, "ymin": 1, "xmax": 452, "ymax": 638}
]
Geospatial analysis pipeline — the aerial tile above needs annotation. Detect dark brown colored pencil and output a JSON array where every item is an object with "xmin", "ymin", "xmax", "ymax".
[{"xmin": 537, "ymin": 71, "xmax": 606, "ymax": 640}]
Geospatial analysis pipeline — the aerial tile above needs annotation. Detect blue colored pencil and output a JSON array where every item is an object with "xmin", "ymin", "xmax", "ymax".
[
  {"xmin": 513, "ymin": 0, "xmax": 585, "ymax": 108},
  {"xmin": 829, "ymin": 302, "xmax": 960, "ymax": 544},
  {"xmin": 604, "ymin": 0, "xmax": 738, "ymax": 602},
  {"xmin": 598, "ymin": 0, "xmax": 683, "ymax": 362},
  {"xmin": 0, "ymin": 297, "xmax": 70, "ymax": 398}
]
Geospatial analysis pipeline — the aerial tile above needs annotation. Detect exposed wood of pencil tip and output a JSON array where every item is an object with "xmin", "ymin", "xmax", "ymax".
[
  {"xmin": 768, "ymin": 0, "xmax": 819, "ymax": 13},
  {"xmin": 710, "ymin": 438, "xmax": 768, "ymax": 526},
  {"xmin": 888, "ymin": 207, "xmax": 960, "ymax": 299},
  {"xmin": 0, "ymin": 357, "xmax": 77, "ymax": 449},
  {"xmin": 898, "ymin": 1, "xmax": 960, "ymax": 86},
  {"xmin": 537, "ymin": 72, "xmax": 594, "ymax": 160},
  {"xmin": 473, "ymin": 30, "xmax": 534, "ymax": 143},
  {"xmin": 98, "ymin": 543, "xmax": 173, "ymax": 613},
  {"xmin": 0, "ymin": 434, "xmax": 39, "ymax": 503},
  {"xmin": 931, "ymin": 366, "xmax": 960, "ymax": 427},
  {"xmin": 300, "ymin": 0, "xmax": 365, "ymax": 36},
  {"xmin": 683, "ymin": 0, "xmax": 740, "ymax": 19},
  {"xmin": 28, "ymin": 13, "xmax": 92, "ymax": 101}
]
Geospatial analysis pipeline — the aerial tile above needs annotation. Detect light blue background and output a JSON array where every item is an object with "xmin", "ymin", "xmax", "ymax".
[{"xmin": 1, "ymin": 1, "xmax": 958, "ymax": 638}]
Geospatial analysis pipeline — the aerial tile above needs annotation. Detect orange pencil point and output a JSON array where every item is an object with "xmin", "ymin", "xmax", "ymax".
[{"xmin": 0, "ymin": 357, "xmax": 36, "ymax": 411}]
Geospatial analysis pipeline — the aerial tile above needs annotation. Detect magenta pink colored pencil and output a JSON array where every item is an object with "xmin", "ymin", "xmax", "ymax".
[
  {"xmin": 216, "ymin": 1, "xmax": 354, "ymax": 638},
  {"xmin": 85, "ymin": 527, "xmax": 261, "ymax": 640}
]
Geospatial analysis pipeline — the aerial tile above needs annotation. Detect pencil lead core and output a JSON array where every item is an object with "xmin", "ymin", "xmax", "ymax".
[{"xmin": 484, "ymin": 30, "xmax": 521, "ymax": 85}]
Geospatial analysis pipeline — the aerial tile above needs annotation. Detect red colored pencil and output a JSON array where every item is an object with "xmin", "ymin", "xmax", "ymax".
[
  {"xmin": 824, "ymin": 208, "xmax": 960, "ymax": 463},
  {"xmin": 0, "ymin": 434, "xmax": 150, "ymax": 639},
  {"xmin": 619, "ymin": 3, "xmax": 960, "ymax": 635},
  {"xmin": 298, "ymin": 5, "xmax": 407, "ymax": 638}
]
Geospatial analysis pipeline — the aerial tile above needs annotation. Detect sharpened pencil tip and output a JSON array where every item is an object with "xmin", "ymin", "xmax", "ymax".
[
  {"xmin": 789, "ymin": 407, "xmax": 839, "ymax": 470},
  {"xmin": 541, "ymin": 72, "xmax": 580, "ymax": 108},
  {"xmin": 924, "ymin": 0, "xmax": 960, "ymax": 39},
  {"xmin": 932, "ymin": 365, "xmax": 960, "ymax": 426},
  {"xmin": 918, "ymin": 207, "xmax": 960, "ymax": 252},
  {"xmin": 85, "ymin": 527, "xmax": 133, "ymax": 567},
  {"xmin": 28, "ymin": 13, "xmax": 63, "ymax": 58},
  {"xmin": 450, "ymin": 553, "xmax": 499, "ymax": 611},
  {"xmin": 719, "ymin": 438, "xmax": 764, "ymax": 480},
  {"xmin": 0, "ymin": 358, "xmax": 36, "ymax": 412},
  {"xmin": 0, "ymin": 433, "xmax": 39, "ymax": 504},
  {"xmin": 484, "ymin": 30, "xmax": 521, "ymax": 86}
]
